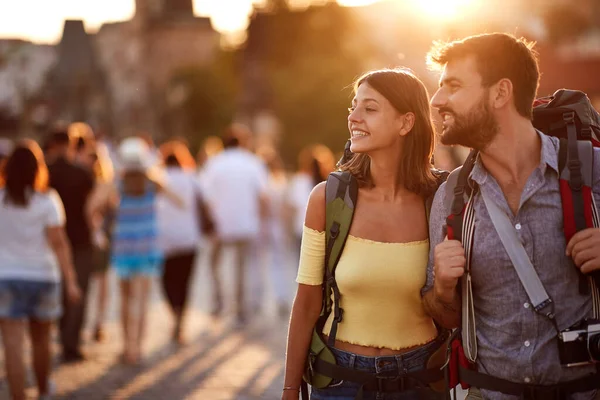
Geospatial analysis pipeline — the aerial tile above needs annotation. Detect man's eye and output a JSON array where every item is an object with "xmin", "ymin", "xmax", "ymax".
[{"xmin": 366, "ymin": 108, "xmax": 375, "ymax": 112}]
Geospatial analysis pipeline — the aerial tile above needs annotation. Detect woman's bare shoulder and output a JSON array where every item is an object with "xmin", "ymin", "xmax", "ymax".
[{"xmin": 304, "ymin": 181, "xmax": 326, "ymax": 232}]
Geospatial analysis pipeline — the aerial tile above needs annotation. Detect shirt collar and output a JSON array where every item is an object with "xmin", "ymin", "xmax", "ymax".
[{"xmin": 469, "ymin": 130, "xmax": 559, "ymax": 185}]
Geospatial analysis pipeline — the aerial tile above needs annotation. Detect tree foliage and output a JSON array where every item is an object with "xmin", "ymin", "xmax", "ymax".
[
  {"xmin": 251, "ymin": 2, "xmax": 374, "ymax": 164},
  {"xmin": 170, "ymin": 49, "xmax": 240, "ymax": 150}
]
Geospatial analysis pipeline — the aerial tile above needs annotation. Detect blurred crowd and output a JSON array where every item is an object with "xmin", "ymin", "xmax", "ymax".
[{"xmin": 0, "ymin": 122, "xmax": 336, "ymax": 400}]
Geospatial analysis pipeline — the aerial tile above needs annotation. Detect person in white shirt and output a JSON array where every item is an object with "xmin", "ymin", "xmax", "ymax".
[
  {"xmin": 287, "ymin": 144, "xmax": 335, "ymax": 254},
  {"xmin": 257, "ymin": 147, "xmax": 291, "ymax": 318},
  {"xmin": 0, "ymin": 140, "xmax": 80, "ymax": 400},
  {"xmin": 157, "ymin": 141, "xmax": 203, "ymax": 344},
  {"xmin": 201, "ymin": 124, "xmax": 268, "ymax": 325}
]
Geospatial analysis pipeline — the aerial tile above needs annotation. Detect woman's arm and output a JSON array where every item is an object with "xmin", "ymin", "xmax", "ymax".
[
  {"xmin": 151, "ymin": 174, "xmax": 185, "ymax": 208},
  {"xmin": 283, "ymin": 284, "xmax": 323, "ymax": 399},
  {"xmin": 282, "ymin": 182, "xmax": 326, "ymax": 399},
  {"xmin": 85, "ymin": 183, "xmax": 115, "ymax": 249},
  {"xmin": 46, "ymin": 226, "xmax": 81, "ymax": 304}
]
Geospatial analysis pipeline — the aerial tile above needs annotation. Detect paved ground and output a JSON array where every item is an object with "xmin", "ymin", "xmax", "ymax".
[{"xmin": 0, "ymin": 245, "xmax": 294, "ymax": 400}]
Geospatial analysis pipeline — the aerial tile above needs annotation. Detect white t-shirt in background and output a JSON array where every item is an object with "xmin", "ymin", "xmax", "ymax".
[
  {"xmin": 287, "ymin": 173, "xmax": 315, "ymax": 238},
  {"xmin": 157, "ymin": 168, "xmax": 203, "ymax": 256},
  {"xmin": 0, "ymin": 189, "xmax": 65, "ymax": 283},
  {"xmin": 200, "ymin": 148, "xmax": 268, "ymax": 242}
]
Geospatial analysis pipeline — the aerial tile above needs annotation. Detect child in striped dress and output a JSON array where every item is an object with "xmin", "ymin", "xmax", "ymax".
[{"xmin": 105, "ymin": 137, "xmax": 182, "ymax": 364}]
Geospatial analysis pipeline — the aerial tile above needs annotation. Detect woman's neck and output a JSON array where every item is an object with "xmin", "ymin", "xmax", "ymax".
[{"xmin": 368, "ymin": 151, "xmax": 409, "ymax": 201}]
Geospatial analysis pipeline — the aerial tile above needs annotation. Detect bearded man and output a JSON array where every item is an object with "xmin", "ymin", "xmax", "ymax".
[{"xmin": 422, "ymin": 33, "xmax": 600, "ymax": 400}]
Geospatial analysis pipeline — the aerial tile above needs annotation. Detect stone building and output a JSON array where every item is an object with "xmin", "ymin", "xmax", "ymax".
[
  {"xmin": 95, "ymin": 0, "xmax": 219, "ymax": 138},
  {"xmin": 0, "ymin": 0, "xmax": 219, "ymax": 140}
]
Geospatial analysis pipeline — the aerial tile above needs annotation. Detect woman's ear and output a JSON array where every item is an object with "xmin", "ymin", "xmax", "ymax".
[{"xmin": 399, "ymin": 112, "xmax": 415, "ymax": 137}]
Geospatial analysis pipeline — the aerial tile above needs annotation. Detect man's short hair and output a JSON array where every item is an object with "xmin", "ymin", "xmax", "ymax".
[
  {"xmin": 47, "ymin": 128, "xmax": 71, "ymax": 147},
  {"xmin": 427, "ymin": 33, "xmax": 540, "ymax": 119}
]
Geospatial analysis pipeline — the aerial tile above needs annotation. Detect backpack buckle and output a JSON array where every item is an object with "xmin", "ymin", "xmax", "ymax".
[
  {"xmin": 334, "ymin": 307, "xmax": 344, "ymax": 322},
  {"xmin": 563, "ymin": 111, "xmax": 575, "ymax": 124}
]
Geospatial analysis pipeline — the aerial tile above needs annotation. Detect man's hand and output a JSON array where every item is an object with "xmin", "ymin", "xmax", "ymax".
[
  {"xmin": 433, "ymin": 237, "xmax": 466, "ymax": 302},
  {"xmin": 566, "ymin": 228, "xmax": 600, "ymax": 274}
]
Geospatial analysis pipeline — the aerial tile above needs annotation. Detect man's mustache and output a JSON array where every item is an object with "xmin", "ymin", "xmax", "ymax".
[{"xmin": 437, "ymin": 107, "xmax": 455, "ymax": 116}]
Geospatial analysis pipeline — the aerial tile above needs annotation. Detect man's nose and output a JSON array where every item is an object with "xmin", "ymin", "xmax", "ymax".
[{"xmin": 430, "ymin": 88, "xmax": 446, "ymax": 110}]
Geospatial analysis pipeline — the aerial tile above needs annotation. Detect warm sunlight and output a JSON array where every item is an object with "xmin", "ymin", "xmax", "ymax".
[
  {"xmin": 410, "ymin": 0, "xmax": 479, "ymax": 20},
  {"xmin": 0, "ymin": 0, "xmax": 484, "ymax": 43},
  {"xmin": 337, "ymin": 0, "xmax": 380, "ymax": 6},
  {"xmin": 194, "ymin": 0, "xmax": 267, "ymax": 33},
  {"xmin": 0, "ymin": 0, "xmax": 381, "ymax": 43}
]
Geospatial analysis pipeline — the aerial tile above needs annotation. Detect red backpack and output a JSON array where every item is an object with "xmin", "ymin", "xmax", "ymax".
[{"xmin": 443, "ymin": 89, "xmax": 600, "ymax": 396}]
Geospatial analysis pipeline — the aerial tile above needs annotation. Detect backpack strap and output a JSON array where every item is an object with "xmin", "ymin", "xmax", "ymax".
[
  {"xmin": 558, "ymin": 138, "xmax": 600, "ymax": 317},
  {"xmin": 426, "ymin": 169, "xmax": 449, "ymax": 224},
  {"xmin": 444, "ymin": 151, "xmax": 479, "ymax": 363},
  {"xmin": 323, "ymin": 171, "xmax": 358, "ymax": 347}
]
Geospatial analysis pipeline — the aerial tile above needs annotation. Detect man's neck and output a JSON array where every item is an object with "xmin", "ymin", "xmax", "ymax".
[{"xmin": 479, "ymin": 117, "xmax": 541, "ymax": 186}]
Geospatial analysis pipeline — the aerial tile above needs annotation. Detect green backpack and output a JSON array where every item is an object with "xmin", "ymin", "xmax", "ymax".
[
  {"xmin": 303, "ymin": 170, "xmax": 358, "ymax": 390},
  {"xmin": 301, "ymin": 168, "xmax": 449, "ymax": 399}
]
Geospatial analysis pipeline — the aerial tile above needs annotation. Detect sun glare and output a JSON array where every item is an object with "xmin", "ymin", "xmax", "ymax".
[
  {"xmin": 337, "ymin": 0, "xmax": 380, "ymax": 6},
  {"xmin": 412, "ymin": 0, "xmax": 477, "ymax": 20}
]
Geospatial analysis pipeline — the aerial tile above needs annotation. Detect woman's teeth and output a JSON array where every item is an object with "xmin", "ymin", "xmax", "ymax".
[{"xmin": 352, "ymin": 130, "xmax": 369, "ymax": 137}]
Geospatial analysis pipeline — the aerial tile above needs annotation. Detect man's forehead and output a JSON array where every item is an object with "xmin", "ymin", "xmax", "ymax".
[{"xmin": 439, "ymin": 55, "xmax": 480, "ymax": 81}]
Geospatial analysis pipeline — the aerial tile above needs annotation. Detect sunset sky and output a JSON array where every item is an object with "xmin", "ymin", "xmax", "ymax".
[{"xmin": 0, "ymin": 0, "xmax": 381, "ymax": 44}]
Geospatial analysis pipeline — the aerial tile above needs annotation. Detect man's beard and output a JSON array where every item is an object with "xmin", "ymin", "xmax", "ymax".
[{"xmin": 440, "ymin": 98, "xmax": 499, "ymax": 150}]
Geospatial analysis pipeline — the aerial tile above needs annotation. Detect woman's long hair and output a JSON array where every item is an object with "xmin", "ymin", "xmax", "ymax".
[
  {"xmin": 0, "ymin": 140, "xmax": 49, "ymax": 206},
  {"xmin": 340, "ymin": 68, "xmax": 437, "ymax": 196},
  {"xmin": 297, "ymin": 144, "xmax": 335, "ymax": 187},
  {"xmin": 92, "ymin": 143, "xmax": 115, "ymax": 184}
]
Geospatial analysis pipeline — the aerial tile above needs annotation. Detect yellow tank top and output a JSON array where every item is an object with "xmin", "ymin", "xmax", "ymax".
[{"xmin": 296, "ymin": 226, "xmax": 437, "ymax": 350}]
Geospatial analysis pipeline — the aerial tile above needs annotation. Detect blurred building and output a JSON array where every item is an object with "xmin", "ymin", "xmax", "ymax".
[
  {"xmin": 47, "ymin": 20, "xmax": 109, "ymax": 131},
  {"xmin": 0, "ymin": 0, "xmax": 219, "ymax": 140},
  {"xmin": 0, "ymin": 40, "xmax": 56, "ymax": 137},
  {"xmin": 95, "ymin": 0, "xmax": 220, "ymax": 138}
]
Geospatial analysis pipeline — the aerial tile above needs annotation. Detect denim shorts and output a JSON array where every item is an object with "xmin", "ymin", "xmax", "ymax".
[
  {"xmin": 0, "ymin": 280, "xmax": 62, "ymax": 320},
  {"xmin": 310, "ymin": 335, "xmax": 447, "ymax": 400}
]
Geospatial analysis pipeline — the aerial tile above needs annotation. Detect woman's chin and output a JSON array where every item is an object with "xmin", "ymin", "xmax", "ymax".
[{"xmin": 349, "ymin": 140, "xmax": 369, "ymax": 154}]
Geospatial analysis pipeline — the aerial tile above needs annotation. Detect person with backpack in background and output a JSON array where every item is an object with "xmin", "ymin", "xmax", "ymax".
[
  {"xmin": 98, "ymin": 137, "xmax": 182, "ymax": 365},
  {"xmin": 423, "ymin": 33, "xmax": 600, "ymax": 400},
  {"xmin": 0, "ymin": 140, "xmax": 81, "ymax": 400},
  {"xmin": 282, "ymin": 68, "xmax": 449, "ymax": 400}
]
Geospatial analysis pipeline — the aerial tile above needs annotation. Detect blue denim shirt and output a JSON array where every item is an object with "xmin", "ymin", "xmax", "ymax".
[{"xmin": 424, "ymin": 133, "xmax": 600, "ymax": 400}]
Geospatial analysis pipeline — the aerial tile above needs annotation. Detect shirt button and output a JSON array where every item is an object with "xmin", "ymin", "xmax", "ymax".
[
  {"xmin": 524, "ymin": 377, "xmax": 531, "ymax": 383},
  {"xmin": 524, "ymin": 340, "xmax": 531, "ymax": 347},
  {"xmin": 515, "ymin": 223, "xmax": 522, "ymax": 230},
  {"xmin": 524, "ymin": 303, "xmax": 530, "ymax": 309}
]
